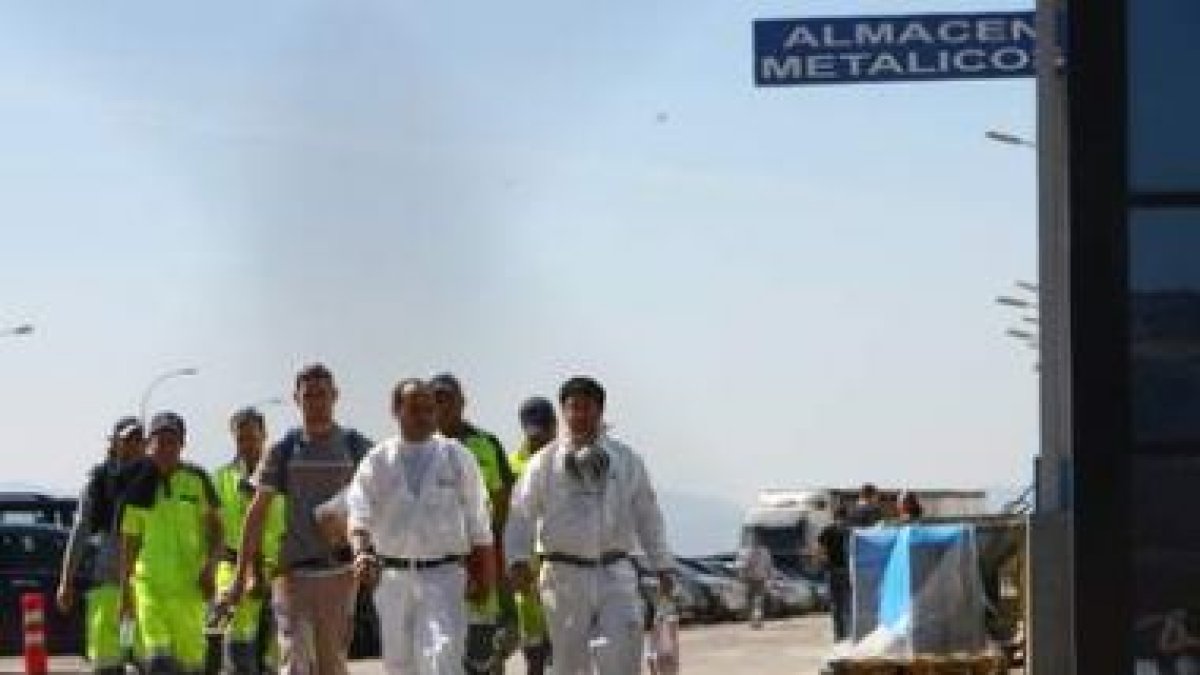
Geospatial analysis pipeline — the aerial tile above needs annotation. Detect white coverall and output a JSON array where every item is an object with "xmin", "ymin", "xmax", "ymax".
[
  {"xmin": 505, "ymin": 434, "xmax": 672, "ymax": 675},
  {"xmin": 347, "ymin": 436, "xmax": 493, "ymax": 675}
]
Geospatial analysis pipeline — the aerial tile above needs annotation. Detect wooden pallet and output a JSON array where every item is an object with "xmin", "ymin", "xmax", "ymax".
[{"xmin": 826, "ymin": 654, "xmax": 1007, "ymax": 675}]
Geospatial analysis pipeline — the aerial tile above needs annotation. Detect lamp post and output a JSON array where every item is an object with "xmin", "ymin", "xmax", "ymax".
[
  {"xmin": 139, "ymin": 367, "xmax": 199, "ymax": 424},
  {"xmin": 985, "ymin": 129, "xmax": 1037, "ymax": 149},
  {"xmin": 246, "ymin": 396, "xmax": 285, "ymax": 410},
  {"xmin": 0, "ymin": 323, "xmax": 34, "ymax": 338}
]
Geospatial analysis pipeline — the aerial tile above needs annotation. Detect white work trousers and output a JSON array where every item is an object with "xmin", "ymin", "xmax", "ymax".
[
  {"xmin": 540, "ymin": 560, "xmax": 643, "ymax": 675},
  {"xmin": 373, "ymin": 565, "xmax": 467, "ymax": 675}
]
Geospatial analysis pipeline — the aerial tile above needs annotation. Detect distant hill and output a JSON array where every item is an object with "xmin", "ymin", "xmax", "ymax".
[{"xmin": 660, "ymin": 490, "xmax": 746, "ymax": 556}]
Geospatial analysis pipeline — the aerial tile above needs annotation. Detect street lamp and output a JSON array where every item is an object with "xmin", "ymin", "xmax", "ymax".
[
  {"xmin": 139, "ymin": 367, "xmax": 199, "ymax": 424},
  {"xmin": 1, "ymin": 323, "xmax": 34, "ymax": 338},
  {"xmin": 997, "ymin": 296, "xmax": 1037, "ymax": 309},
  {"xmin": 985, "ymin": 130, "xmax": 1037, "ymax": 149},
  {"xmin": 245, "ymin": 396, "xmax": 285, "ymax": 411}
]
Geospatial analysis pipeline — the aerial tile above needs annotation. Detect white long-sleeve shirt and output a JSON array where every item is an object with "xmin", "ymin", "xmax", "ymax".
[
  {"xmin": 504, "ymin": 434, "xmax": 672, "ymax": 571},
  {"xmin": 346, "ymin": 435, "xmax": 492, "ymax": 559}
]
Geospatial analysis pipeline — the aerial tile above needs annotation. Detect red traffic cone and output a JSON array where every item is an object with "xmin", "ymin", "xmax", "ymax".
[{"xmin": 21, "ymin": 592, "xmax": 48, "ymax": 675}]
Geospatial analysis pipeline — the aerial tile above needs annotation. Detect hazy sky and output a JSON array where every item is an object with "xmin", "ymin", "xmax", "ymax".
[{"xmin": 0, "ymin": 0, "xmax": 1037, "ymax": 531}]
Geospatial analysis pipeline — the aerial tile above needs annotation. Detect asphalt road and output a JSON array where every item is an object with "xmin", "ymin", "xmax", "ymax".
[
  {"xmin": 349, "ymin": 615, "xmax": 835, "ymax": 674},
  {"xmin": 2, "ymin": 615, "xmax": 835, "ymax": 674}
]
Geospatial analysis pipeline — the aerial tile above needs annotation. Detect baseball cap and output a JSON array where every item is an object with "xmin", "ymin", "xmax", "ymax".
[
  {"xmin": 110, "ymin": 416, "xmax": 144, "ymax": 441},
  {"xmin": 429, "ymin": 372, "xmax": 462, "ymax": 394},
  {"xmin": 519, "ymin": 397, "xmax": 556, "ymax": 433},
  {"xmin": 148, "ymin": 411, "xmax": 186, "ymax": 439}
]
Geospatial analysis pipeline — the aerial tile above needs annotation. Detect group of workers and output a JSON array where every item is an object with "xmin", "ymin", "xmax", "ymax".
[
  {"xmin": 56, "ymin": 364, "xmax": 673, "ymax": 675},
  {"xmin": 816, "ymin": 483, "xmax": 925, "ymax": 642}
]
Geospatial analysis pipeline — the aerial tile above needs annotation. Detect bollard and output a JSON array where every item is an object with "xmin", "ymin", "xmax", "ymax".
[{"xmin": 21, "ymin": 592, "xmax": 48, "ymax": 675}]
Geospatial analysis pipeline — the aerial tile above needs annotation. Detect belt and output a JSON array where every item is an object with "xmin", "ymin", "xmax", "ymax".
[
  {"xmin": 381, "ymin": 555, "xmax": 465, "ymax": 570},
  {"xmin": 543, "ymin": 551, "xmax": 628, "ymax": 568},
  {"xmin": 288, "ymin": 546, "xmax": 355, "ymax": 572}
]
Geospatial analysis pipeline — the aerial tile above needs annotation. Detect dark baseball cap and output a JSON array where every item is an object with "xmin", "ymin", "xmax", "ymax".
[
  {"xmin": 519, "ymin": 397, "xmax": 557, "ymax": 433},
  {"xmin": 148, "ymin": 411, "xmax": 186, "ymax": 439},
  {"xmin": 110, "ymin": 416, "xmax": 144, "ymax": 441},
  {"xmin": 429, "ymin": 372, "xmax": 462, "ymax": 394}
]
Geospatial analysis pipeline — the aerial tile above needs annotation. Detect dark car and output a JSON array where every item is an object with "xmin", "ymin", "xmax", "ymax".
[
  {"xmin": 0, "ymin": 493, "xmax": 77, "ymax": 529},
  {"xmin": 631, "ymin": 556, "xmax": 719, "ymax": 625},
  {"xmin": 0, "ymin": 524, "xmax": 87, "ymax": 656}
]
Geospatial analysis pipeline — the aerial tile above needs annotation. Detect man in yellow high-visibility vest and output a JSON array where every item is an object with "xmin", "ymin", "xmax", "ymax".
[
  {"xmin": 431, "ymin": 373, "xmax": 517, "ymax": 675},
  {"xmin": 213, "ymin": 407, "xmax": 286, "ymax": 674},
  {"xmin": 119, "ymin": 412, "xmax": 223, "ymax": 675}
]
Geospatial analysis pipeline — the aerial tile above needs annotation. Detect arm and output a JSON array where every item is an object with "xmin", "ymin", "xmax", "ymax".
[
  {"xmin": 345, "ymin": 449, "xmax": 383, "ymax": 586},
  {"xmin": 631, "ymin": 456, "xmax": 671, "ymax": 571},
  {"xmin": 118, "ymin": 506, "xmax": 143, "ymax": 620},
  {"xmin": 345, "ymin": 449, "xmax": 380, "ymax": 543},
  {"xmin": 226, "ymin": 443, "xmax": 285, "ymax": 599},
  {"xmin": 489, "ymin": 434, "xmax": 515, "ymax": 529},
  {"xmin": 57, "ymin": 477, "xmax": 97, "ymax": 611},
  {"xmin": 502, "ymin": 455, "xmax": 544, "ymax": 568},
  {"xmin": 460, "ymin": 448, "xmax": 496, "ymax": 600},
  {"xmin": 225, "ymin": 489, "xmax": 273, "ymax": 600},
  {"xmin": 630, "ymin": 454, "xmax": 674, "ymax": 594},
  {"xmin": 200, "ymin": 508, "xmax": 223, "ymax": 600}
]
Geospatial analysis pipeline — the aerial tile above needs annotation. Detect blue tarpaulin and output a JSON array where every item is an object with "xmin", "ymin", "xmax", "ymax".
[{"xmin": 848, "ymin": 524, "xmax": 988, "ymax": 657}]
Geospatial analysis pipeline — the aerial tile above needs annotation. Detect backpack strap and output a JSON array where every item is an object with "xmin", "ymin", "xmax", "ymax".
[{"xmin": 275, "ymin": 430, "xmax": 302, "ymax": 496}]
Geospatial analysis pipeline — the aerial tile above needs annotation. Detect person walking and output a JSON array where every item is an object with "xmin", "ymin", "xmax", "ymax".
[
  {"xmin": 848, "ymin": 484, "xmax": 884, "ymax": 527},
  {"xmin": 212, "ymin": 407, "xmax": 286, "ymax": 674},
  {"xmin": 430, "ymin": 373, "xmax": 517, "ymax": 674},
  {"xmin": 506, "ymin": 376, "xmax": 674, "ymax": 675},
  {"xmin": 118, "ymin": 412, "xmax": 223, "ymax": 674},
  {"xmin": 817, "ymin": 506, "xmax": 852, "ymax": 642},
  {"xmin": 509, "ymin": 397, "xmax": 558, "ymax": 675},
  {"xmin": 736, "ymin": 535, "xmax": 774, "ymax": 629},
  {"xmin": 57, "ymin": 417, "xmax": 148, "ymax": 675},
  {"xmin": 221, "ymin": 363, "xmax": 373, "ymax": 675},
  {"xmin": 345, "ymin": 378, "xmax": 496, "ymax": 675}
]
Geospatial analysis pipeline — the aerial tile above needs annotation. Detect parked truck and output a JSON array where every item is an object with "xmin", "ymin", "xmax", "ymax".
[{"xmin": 741, "ymin": 487, "xmax": 988, "ymax": 576}]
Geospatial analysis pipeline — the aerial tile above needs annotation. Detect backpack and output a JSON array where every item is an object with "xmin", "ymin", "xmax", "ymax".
[
  {"xmin": 275, "ymin": 427, "xmax": 373, "ymax": 495},
  {"xmin": 84, "ymin": 457, "xmax": 157, "ymax": 535}
]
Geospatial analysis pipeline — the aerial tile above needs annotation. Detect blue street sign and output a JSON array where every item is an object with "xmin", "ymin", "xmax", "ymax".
[{"xmin": 754, "ymin": 11, "xmax": 1036, "ymax": 86}]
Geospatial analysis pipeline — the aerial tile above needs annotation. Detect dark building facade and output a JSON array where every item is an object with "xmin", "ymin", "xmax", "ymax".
[{"xmin": 1068, "ymin": 0, "xmax": 1200, "ymax": 672}]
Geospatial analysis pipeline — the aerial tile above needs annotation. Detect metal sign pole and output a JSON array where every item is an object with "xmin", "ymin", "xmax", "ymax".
[{"xmin": 1029, "ymin": 0, "xmax": 1074, "ymax": 671}]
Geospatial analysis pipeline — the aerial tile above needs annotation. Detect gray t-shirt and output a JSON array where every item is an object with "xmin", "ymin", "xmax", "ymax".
[{"xmin": 254, "ymin": 427, "xmax": 366, "ymax": 569}]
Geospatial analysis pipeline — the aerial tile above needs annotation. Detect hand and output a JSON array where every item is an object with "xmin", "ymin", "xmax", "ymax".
[
  {"xmin": 509, "ymin": 562, "xmax": 535, "ymax": 593},
  {"xmin": 219, "ymin": 576, "xmax": 245, "ymax": 611},
  {"xmin": 56, "ymin": 582, "xmax": 76, "ymax": 614},
  {"xmin": 199, "ymin": 561, "xmax": 217, "ymax": 601},
  {"xmin": 354, "ymin": 553, "xmax": 380, "ymax": 590},
  {"xmin": 657, "ymin": 571, "xmax": 675, "ymax": 598},
  {"xmin": 246, "ymin": 565, "xmax": 267, "ymax": 599}
]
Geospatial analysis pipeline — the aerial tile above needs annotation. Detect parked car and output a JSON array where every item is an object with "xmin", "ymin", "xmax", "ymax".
[
  {"xmin": 765, "ymin": 571, "xmax": 820, "ymax": 617},
  {"xmin": 0, "ymin": 523, "xmax": 87, "ymax": 656},
  {"xmin": 676, "ymin": 557, "xmax": 748, "ymax": 621},
  {"xmin": 693, "ymin": 553, "xmax": 823, "ymax": 619},
  {"xmin": 632, "ymin": 556, "xmax": 719, "ymax": 625}
]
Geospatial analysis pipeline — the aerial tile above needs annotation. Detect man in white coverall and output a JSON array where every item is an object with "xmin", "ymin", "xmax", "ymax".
[
  {"xmin": 505, "ymin": 376, "xmax": 674, "ymax": 675},
  {"xmin": 346, "ymin": 378, "xmax": 497, "ymax": 675}
]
